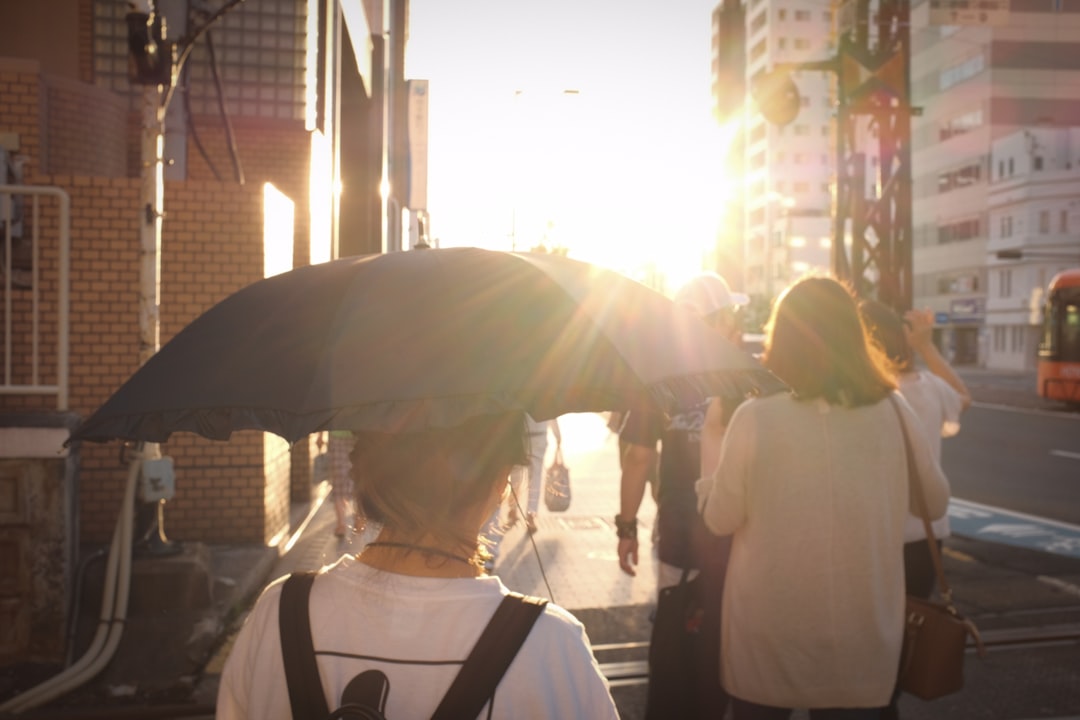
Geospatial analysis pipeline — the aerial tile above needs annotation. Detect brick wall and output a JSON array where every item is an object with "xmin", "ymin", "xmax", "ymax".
[
  {"xmin": 1, "ymin": 64, "xmax": 322, "ymax": 546},
  {"xmin": 0, "ymin": 59, "xmax": 45, "ymax": 177},
  {"xmin": 44, "ymin": 74, "xmax": 127, "ymax": 176}
]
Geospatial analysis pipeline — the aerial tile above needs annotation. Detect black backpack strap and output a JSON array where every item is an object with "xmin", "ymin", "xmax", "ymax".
[
  {"xmin": 279, "ymin": 572, "xmax": 330, "ymax": 720},
  {"xmin": 431, "ymin": 592, "xmax": 548, "ymax": 720}
]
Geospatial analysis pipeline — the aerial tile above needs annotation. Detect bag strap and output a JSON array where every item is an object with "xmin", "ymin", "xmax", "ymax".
[
  {"xmin": 431, "ymin": 592, "xmax": 548, "ymax": 720},
  {"xmin": 280, "ymin": 574, "xmax": 546, "ymax": 720},
  {"xmin": 889, "ymin": 396, "xmax": 986, "ymax": 656},
  {"xmin": 279, "ymin": 572, "xmax": 329, "ymax": 720},
  {"xmin": 888, "ymin": 395, "xmax": 952, "ymax": 601}
]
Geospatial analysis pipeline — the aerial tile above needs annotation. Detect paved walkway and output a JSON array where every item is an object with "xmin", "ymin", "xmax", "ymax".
[{"xmin": 198, "ymin": 410, "xmax": 1080, "ymax": 719}]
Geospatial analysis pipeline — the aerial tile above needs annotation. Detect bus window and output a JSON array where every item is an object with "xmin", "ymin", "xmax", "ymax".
[{"xmin": 1063, "ymin": 296, "xmax": 1080, "ymax": 363}]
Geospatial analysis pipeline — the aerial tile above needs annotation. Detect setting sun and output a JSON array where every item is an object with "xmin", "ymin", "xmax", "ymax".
[{"xmin": 407, "ymin": 0, "xmax": 725, "ymax": 294}]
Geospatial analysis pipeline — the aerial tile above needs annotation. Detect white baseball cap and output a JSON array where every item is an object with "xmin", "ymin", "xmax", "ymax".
[{"xmin": 674, "ymin": 272, "xmax": 749, "ymax": 317}]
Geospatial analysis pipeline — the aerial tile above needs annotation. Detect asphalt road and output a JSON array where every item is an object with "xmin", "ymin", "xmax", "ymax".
[{"xmin": 942, "ymin": 404, "xmax": 1080, "ymax": 525}]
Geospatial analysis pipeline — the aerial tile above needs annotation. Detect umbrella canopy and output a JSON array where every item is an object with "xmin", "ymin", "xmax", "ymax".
[{"xmin": 71, "ymin": 248, "xmax": 783, "ymax": 444}]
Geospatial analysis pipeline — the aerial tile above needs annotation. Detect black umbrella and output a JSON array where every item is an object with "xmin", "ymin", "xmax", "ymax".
[{"xmin": 71, "ymin": 248, "xmax": 783, "ymax": 444}]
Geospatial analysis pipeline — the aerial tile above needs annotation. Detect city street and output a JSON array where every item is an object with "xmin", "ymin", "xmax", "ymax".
[
  {"xmin": 199, "ymin": 408, "xmax": 1080, "ymax": 720},
  {"xmin": 944, "ymin": 405, "xmax": 1080, "ymax": 525}
]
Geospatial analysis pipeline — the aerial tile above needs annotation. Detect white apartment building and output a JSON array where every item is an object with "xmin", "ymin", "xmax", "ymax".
[
  {"xmin": 986, "ymin": 127, "xmax": 1080, "ymax": 370},
  {"xmin": 740, "ymin": 0, "xmax": 835, "ymax": 298},
  {"xmin": 909, "ymin": 0, "xmax": 1080, "ymax": 366}
]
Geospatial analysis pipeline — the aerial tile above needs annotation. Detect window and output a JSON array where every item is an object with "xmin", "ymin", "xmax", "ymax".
[
  {"xmin": 1011, "ymin": 326, "xmax": 1025, "ymax": 353},
  {"xmin": 794, "ymin": 9, "xmax": 811, "ymax": 20},
  {"xmin": 794, "ymin": 181, "xmax": 810, "ymax": 193},
  {"xmin": 793, "ymin": 153, "xmax": 806, "ymax": 164},
  {"xmin": 794, "ymin": 38, "xmax": 811, "ymax": 50},
  {"xmin": 778, "ymin": 37, "xmax": 788, "ymax": 50},
  {"xmin": 938, "ymin": 218, "xmax": 980, "ymax": 244},
  {"xmin": 794, "ymin": 124, "xmax": 810, "ymax": 136},
  {"xmin": 750, "ymin": 9, "xmax": 767, "ymax": 31},
  {"xmin": 778, "ymin": 8, "xmax": 787, "ymax": 20},
  {"xmin": 822, "ymin": 125, "xmax": 830, "ymax": 136},
  {"xmin": 1008, "ymin": 158, "xmax": 1014, "ymax": 176},
  {"xmin": 93, "ymin": 0, "xmax": 308, "ymax": 122},
  {"xmin": 999, "ymin": 215, "xmax": 1013, "ymax": 238},
  {"xmin": 1039, "ymin": 210, "xmax": 1050, "ymax": 234},
  {"xmin": 1061, "ymin": 209, "xmax": 1069, "ymax": 233},
  {"xmin": 750, "ymin": 38, "xmax": 768, "ymax": 61},
  {"xmin": 1034, "ymin": 156, "xmax": 1044, "ymax": 171},
  {"xmin": 993, "ymin": 326, "xmax": 1005, "ymax": 352},
  {"xmin": 937, "ymin": 162, "xmax": 982, "ymax": 193},
  {"xmin": 999, "ymin": 269, "xmax": 1012, "ymax": 298},
  {"xmin": 940, "ymin": 109, "xmax": 983, "ymax": 141}
]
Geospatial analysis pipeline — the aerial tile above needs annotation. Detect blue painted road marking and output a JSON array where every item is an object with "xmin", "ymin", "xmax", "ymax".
[{"xmin": 949, "ymin": 499, "xmax": 1080, "ymax": 560}]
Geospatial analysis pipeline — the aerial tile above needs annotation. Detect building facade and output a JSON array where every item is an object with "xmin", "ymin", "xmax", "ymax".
[
  {"xmin": 0, "ymin": 0, "xmax": 386, "ymax": 668},
  {"xmin": 740, "ymin": 0, "xmax": 835, "ymax": 299},
  {"xmin": 909, "ymin": 0, "xmax": 1080, "ymax": 366}
]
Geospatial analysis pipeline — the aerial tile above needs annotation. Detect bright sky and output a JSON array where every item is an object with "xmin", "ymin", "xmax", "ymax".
[{"xmin": 406, "ymin": 0, "xmax": 734, "ymax": 289}]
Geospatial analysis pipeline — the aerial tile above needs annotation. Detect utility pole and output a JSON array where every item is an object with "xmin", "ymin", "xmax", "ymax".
[
  {"xmin": 750, "ymin": 0, "xmax": 914, "ymax": 313},
  {"xmin": 832, "ymin": 0, "xmax": 913, "ymax": 312}
]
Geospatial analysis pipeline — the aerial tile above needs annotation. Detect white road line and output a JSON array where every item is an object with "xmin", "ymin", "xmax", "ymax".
[
  {"xmin": 950, "ymin": 498, "xmax": 1080, "ymax": 533},
  {"xmin": 1037, "ymin": 576, "xmax": 1080, "ymax": 600},
  {"xmin": 1050, "ymin": 449, "xmax": 1080, "ymax": 461}
]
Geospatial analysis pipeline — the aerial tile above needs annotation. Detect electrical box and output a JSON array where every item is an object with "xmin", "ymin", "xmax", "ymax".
[{"xmin": 139, "ymin": 457, "xmax": 176, "ymax": 502}]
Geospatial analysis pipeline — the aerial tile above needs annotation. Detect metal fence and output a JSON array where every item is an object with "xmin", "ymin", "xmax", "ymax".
[{"xmin": 0, "ymin": 184, "xmax": 70, "ymax": 409}]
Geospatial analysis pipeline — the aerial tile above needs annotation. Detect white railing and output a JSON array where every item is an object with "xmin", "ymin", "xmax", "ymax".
[{"xmin": 0, "ymin": 184, "xmax": 70, "ymax": 410}]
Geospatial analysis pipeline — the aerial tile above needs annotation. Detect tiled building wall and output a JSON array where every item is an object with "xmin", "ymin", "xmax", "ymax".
[
  {"xmin": 0, "ymin": 59, "xmax": 45, "ymax": 175},
  {"xmin": 44, "ymin": 74, "xmax": 127, "ymax": 177},
  {"xmin": 1, "ymin": 63, "xmax": 320, "ymax": 545}
]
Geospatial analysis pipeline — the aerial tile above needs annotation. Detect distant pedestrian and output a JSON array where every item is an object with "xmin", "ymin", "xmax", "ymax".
[
  {"xmin": 506, "ymin": 415, "xmax": 561, "ymax": 534},
  {"xmin": 698, "ymin": 277, "xmax": 950, "ymax": 719},
  {"xmin": 327, "ymin": 430, "xmax": 356, "ymax": 537},
  {"xmin": 860, "ymin": 300, "xmax": 970, "ymax": 720}
]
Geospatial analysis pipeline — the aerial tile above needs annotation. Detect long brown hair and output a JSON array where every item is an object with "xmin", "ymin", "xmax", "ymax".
[
  {"xmin": 349, "ymin": 413, "xmax": 528, "ymax": 563},
  {"xmin": 763, "ymin": 277, "xmax": 895, "ymax": 406},
  {"xmin": 858, "ymin": 298, "xmax": 913, "ymax": 374}
]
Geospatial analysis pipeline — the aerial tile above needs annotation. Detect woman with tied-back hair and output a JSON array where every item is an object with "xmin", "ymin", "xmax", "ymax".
[
  {"xmin": 217, "ymin": 412, "xmax": 618, "ymax": 720},
  {"xmin": 859, "ymin": 299, "xmax": 970, "ymax": 720},
  {"xmin": 697, "ymin": 277, "xmax": 951, "ymax": 720}
]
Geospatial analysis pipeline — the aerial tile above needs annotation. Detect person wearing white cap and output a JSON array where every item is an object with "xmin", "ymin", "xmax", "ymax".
[{"xmin": 615, "ymin": 271, "xmax": 748, "ymax": 720}]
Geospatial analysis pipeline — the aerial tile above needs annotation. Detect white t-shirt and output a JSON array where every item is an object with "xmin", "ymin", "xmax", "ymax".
[
  {"xmin": 898, "ymin": 370, "xmax": 964, "ymax": 542},
  {"xmin": 698, "ymin": 392, "xmax": 950, "ymax": 709},
  {"xmin": 217, "ymin": 556, "xmax": 617, "ymax": 720}
]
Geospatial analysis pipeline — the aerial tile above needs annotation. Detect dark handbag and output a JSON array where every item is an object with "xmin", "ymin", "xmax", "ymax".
[
  {"xmin": 543, "ymin": 447, "xmax": 571, "ymax": 512},
  {"xmin": 890, "ymin": 396, "xmax": 985, "ymax": 701},
  {"xmin": 645, "ymin": 567, "xmax": 726, "ymax": 720}
]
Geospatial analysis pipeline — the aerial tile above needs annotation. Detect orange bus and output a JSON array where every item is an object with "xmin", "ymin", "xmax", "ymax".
[{"xmin": 1038, "ymin": 269, "xmax": 1080, "ymax": 405}]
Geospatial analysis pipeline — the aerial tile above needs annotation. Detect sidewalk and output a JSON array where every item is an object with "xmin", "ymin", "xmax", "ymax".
[
  {"xmin": 9, "ymin": 389, "xmax": 1079, "ymax": 718},
  {"xmin": 191, "ymin": 411, "xmax": 1080, "ymax": 720}
]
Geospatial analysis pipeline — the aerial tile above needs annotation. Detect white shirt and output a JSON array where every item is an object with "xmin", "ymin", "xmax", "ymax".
[
  {"xmin": 217, "ymin": 556, "xmax": 618, "ymax": 719},
  {"xmin": 698, "ymin": 392, "xmax": 950, "ymax": 709},
  {"xmin": 897, "ymin": 370, "xmax": 964, "ymax": 542}
]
